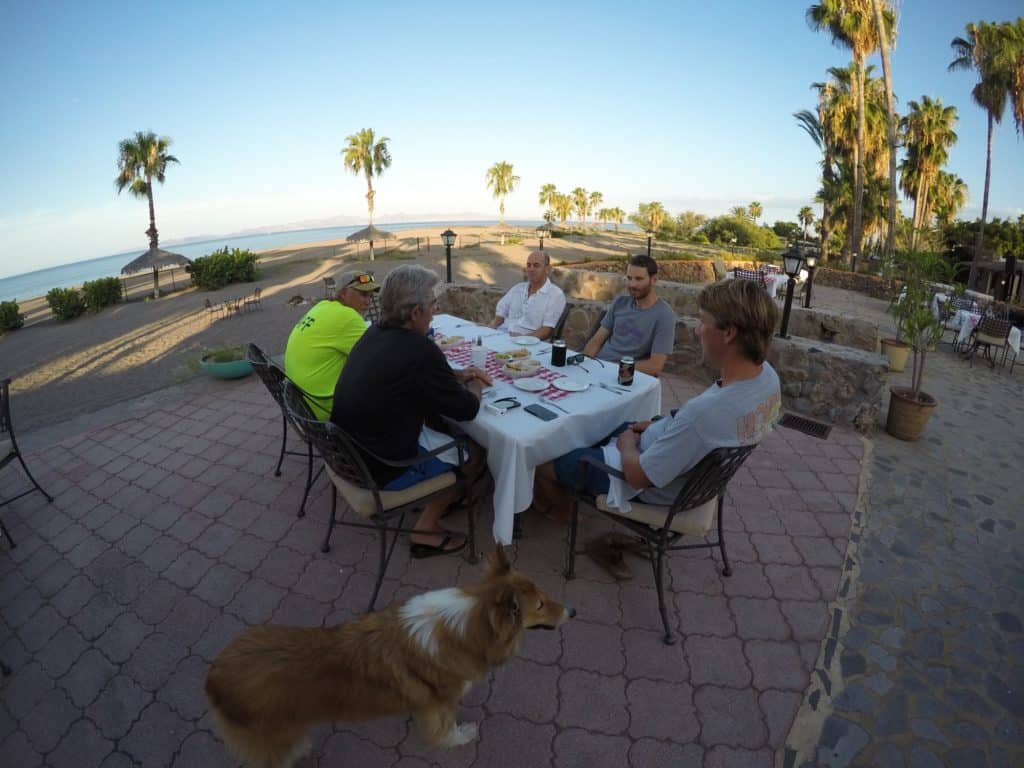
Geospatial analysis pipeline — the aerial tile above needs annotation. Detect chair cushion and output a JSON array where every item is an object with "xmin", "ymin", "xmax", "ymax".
[
  {"xmin": 325, "ymin": 465, "xmax": 457, "ymax": 519},
  {"xmin": 0, "ymin": 436, "xmax": 12, "ymax": 461},
  {"xmin": 976, "ymin": 333, "xmax": 1007, "ymax": 347},
  {"xmin": 595, "ymin": 494, "xmax": 718, "ymax": 536}
]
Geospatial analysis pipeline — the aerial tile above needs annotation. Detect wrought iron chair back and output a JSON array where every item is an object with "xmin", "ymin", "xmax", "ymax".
[{"xmin": 1, "ymin": 378, "xmax": 54, "ymax": 547}]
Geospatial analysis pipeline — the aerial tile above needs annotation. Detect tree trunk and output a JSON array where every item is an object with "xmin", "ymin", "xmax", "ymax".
[
  {"xmin": 872, "ymin": 0, "xmax": 898, "ymax": 266},
  {"xmin": 970, "ymin": 111, "xmax": 994, "ymax": 290},
  {"xmin": 851, "ymin": 53, "xmax": 867, "ymax": 272},
  {"xmin": 911, "ymin": 174, "xmax": 924, "ymax": 252},
  {"xmin": 146, "ymin": 175, "xmax": 158, "ymax": 250}
]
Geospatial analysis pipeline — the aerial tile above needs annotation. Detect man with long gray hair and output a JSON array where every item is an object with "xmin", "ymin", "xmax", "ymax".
[{"xmin": 332, "ymin": 265, "xmax": 491, "ymax": 557}]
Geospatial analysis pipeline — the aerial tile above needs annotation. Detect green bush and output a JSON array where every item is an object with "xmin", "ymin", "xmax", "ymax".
[
  {"xmin": 187, "ymin": 247, "xmax": 259, "ymax": 290},
  {"xmin": 0, "ymin": 300, "xmax": 24, "ymax": 331},
  {"xmin": 702, "ymin": 215, "xmax": 782, "ymax": 250},
  {"xmin": 46, "ymin": 287, "xmax": 86, "ymax": 321},
  {"xmin": 82, "ymin": 277, "xmax": 123, "ymax": 311}
]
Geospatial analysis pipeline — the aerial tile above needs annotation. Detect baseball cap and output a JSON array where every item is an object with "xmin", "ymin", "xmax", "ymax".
[{"xmin": 336, "ymin": 270, "xmax": 379, "ymax": 293}]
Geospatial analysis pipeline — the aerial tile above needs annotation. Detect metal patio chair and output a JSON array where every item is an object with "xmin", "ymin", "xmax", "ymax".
[
  {"xmin": 282, "ymin": 380, "xmax": 475, "ymax": 612},
  {"xmin": 565, "ymin": 444, "xmax": 757, "ymax": 644},
  {"xmin": 1, "ymin": 378, "xmax": 54, "ymax": 547}
]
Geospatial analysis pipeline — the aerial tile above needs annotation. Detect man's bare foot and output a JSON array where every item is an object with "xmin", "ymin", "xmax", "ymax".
[{"xmin": 410, "ymin": 529, "xmax": 467, "ymax": 550}]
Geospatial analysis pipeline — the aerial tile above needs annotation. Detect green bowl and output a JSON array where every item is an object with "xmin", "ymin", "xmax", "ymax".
[{"xmin": 200, "ymin": 356, "xmax": 253, "ymax": 380}]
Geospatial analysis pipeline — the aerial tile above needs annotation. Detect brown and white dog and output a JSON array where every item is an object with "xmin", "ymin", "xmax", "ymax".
[{"xmin": 204, "ymin": 547, "xmax": 573, "ymax": 768}]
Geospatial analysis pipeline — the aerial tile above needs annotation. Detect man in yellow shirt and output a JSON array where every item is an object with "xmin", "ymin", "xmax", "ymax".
[{"xmin": 284, "ymin": 270, "xmax": 378, "ymax": 418}]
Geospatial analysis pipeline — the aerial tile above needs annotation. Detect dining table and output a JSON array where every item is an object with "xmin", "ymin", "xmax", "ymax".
[
  {"xmin": 431, "ymin": 313, "xmax": 663, "ymax": 544},
  {"xmin": 954, "ymin": 314, "xmax": 1022, "ymax": 361}
]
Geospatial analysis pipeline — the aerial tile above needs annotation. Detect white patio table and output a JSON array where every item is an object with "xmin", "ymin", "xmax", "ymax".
[{"xmin": 432, "ymin": 313, "xmax": 662, "ymax": 544}]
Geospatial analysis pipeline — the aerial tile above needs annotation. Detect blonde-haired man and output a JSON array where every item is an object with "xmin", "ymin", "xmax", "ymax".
[{"xmin": 537, "ymin": 278, "xmax": 782, "ymax": 523}]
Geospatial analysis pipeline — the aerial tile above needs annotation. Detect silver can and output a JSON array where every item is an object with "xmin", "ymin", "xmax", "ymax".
[{"xmin": 618, "ymin": 356, "xmax": 635, "ymax": 386}]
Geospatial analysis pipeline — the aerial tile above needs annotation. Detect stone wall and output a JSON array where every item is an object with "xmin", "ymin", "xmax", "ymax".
[
  {"xmin": 550, "ymin": 269, "xmax": 880, "ymax": 352},
  {"xmin": 812, "ymin": 268, "xmax": 894, "ymax": 300},
  {"xmin": 437, "ymin": 283, "xmax": 887, "ymax": 431}
]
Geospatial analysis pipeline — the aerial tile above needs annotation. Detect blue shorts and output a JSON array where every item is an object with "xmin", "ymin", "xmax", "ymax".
[
  {"xmin": 382, "ymin": 445, "xmax": 453, "ymax": 491},
  {"xmin": 552, "ymin": 421, "xmax": 634, "ymax": 495}
]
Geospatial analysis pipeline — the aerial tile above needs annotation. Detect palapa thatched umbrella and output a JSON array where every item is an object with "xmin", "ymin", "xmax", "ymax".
[
  {"xmin": 121, "ymin": 246, "xmax": 192, "ymax": 298},
  {"xmin": 346, "ymin": 224, "xmax": 393, "ymax": 261}
]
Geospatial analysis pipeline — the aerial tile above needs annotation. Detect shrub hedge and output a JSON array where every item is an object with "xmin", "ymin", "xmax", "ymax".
[
  {"xmin": 82, "ymin": 277, "xmax": 123, "ymax": 311},
  {"xmin": 0, "ymin": 300, "xmax": 24, "ymax": 331},
  {"xmin": 187, "ymin": 247, "xmax": 259, "ymax": 290},
  {"xmin": 46, "ymin": 287, "xmax": 86, "ymax": 321}
]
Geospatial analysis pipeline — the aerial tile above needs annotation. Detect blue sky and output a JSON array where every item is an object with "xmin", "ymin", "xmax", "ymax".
[{"xmin": 1, "ymin": 0, "xmax": 1021, "ymax": 278}]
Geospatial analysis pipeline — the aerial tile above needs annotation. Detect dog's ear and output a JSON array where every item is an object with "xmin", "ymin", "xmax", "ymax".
[
  {"xmin": 488, "ymin": 584, "xmax": 521, "ymax": 635},
  {"xmin": 485, "ymin": 545, "xmax": 511, "ymax": 579}
]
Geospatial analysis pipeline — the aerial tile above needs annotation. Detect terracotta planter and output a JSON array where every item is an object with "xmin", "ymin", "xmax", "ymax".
[
  {"xmin": 886, "ymin": 386, "xmax": 937, "ymax": 441},
  {"xmin": 881, "ymin": 338, "xmax": 910, "ymax": 372}
]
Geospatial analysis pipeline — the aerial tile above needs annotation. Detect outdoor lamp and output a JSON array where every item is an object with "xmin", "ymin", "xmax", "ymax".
[
  {"xmin": 804, "ymin": 254, "xmax": 818, "ymax": 308},
  {"xmin": 646, "ymin": 230, "xmax": 654, "ymax": 257},
  {"xmin": 441, "ymin": 228, "xmax": 456, "ymax": 283},
  {"xmin": 778, "ymin": 246, "xmax": 806, "ymax": 339},
  {"xmin": 538, "ymin": 227, "xmax": 549, "ymax": 251}
]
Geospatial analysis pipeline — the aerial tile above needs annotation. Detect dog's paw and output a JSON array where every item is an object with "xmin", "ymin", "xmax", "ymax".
[{"xmin": 446, "ymin": 722, "xmax": 478, "ymax": 747}]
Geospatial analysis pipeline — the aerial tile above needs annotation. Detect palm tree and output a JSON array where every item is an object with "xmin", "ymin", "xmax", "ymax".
[
  {"xmin": 931, "ymin": 171, "xmax": 968, "ymax": 227},
  {"xmin": 115, "ymin": 131, "xmax": 179, "ymax": 252},
  {"xmin": 640, "ymin": 202, "xmax": 668, "ymax": 233},
  {"xmin": 748, "ymin": 202, "xmax": 763, "ymax": 225},
  {"xmin": 899, "ymin": 96, "xmax": 958, "ymax": 250},
  {"xmin": 571, "ymin": 187, "xmax": 589, "ymax": 228},
  {"xmin": 798, "ymin": 206, "xmax": 816, "ymax": 239},
  {"xmin": 871, "ymin": 0, "xmax": 899, "ymax": 265},
  {"xmin": 538, "ymin": 183, "xmax": 558, "ymax": 211},
  {"xmin": 677, "ymin": 211, "xmax": 707, "ymax": 239},
  {"xmin": 949, "ymin": 21, "xmax": 1015, "ymax": 287},
  {"xmin": 342, "ymin": 128, "xmax": 392, "ymax": 231},
  {"xmin": 596, "ymin": 208, "xmax": 611, "ymax": 229},
  {"xmin": 808, "ymin": 0, "xmax": 895, "ymax": 271},
  {"xmin": 553, "ymin": 193, "xmax": 574, "ymax": 225},
  {"xmin": 729, "ymin": 205, "xmax": 750, "ymax": 220},
  {"xmin": 609, "ymin": 207, "xmax": 626, "ymax": 233},
  {"xmin": 485, "ymin": 161, "xmax": 520, "ymax": 230},
  {"xmin": 589, "ymin": 191, "xmax": 603, "ymax": 227}
]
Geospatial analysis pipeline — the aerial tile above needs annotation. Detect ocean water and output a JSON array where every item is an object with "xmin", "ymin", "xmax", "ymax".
[{"xmin": 0, "ymin": 219, "xmax": 548, "ymax": 303}]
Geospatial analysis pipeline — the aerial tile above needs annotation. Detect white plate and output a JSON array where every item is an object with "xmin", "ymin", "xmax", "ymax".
[
  {"xmin": 513, "ymin": 377, "xmax": 548, "ymax": 392},
  {"xmin": 512, "ymin": 336, "xmax": 540, "ymax": 346},
  {"xmin": 552, "ymin": 378, "xmax": 589, "ymax": 392}
]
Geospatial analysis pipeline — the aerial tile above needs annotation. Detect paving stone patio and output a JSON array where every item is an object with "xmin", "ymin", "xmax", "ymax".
[{"xmin": 1, "ymin": 373, "xmax": 863, "ymax": 767}]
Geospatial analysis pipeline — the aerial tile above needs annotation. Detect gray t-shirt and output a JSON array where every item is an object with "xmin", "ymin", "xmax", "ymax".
[
  {"xmin": 635, "ymin": 363, "xmax": 782, "ymax": 505},
  {"xmin": 597, "ymin": 294, "xmax": 676, "ymax": 362}
]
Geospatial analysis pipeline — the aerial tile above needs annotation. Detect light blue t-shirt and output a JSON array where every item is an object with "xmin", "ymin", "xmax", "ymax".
[{"xmin": 635, "ymin": 363, "xmax": 782, "ymax": 505}]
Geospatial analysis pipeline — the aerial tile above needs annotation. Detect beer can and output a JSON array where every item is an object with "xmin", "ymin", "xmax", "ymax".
[
  {"xmin": 618, "ymin": 356, "xmax": 635, "ymax": 386},
  {"xmin": 551, "ymin": 340, "xmax": 567, "ymax": 366}
]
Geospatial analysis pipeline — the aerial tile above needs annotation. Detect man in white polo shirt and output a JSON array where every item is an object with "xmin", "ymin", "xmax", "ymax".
[{"xmin": 490, "ymin": 251, "xmax": 567, "ymax": 339}]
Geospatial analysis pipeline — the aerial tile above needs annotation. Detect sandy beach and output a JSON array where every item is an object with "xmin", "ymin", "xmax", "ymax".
[{"xmin": 1, "ymin": 225, "xmax": 656, "ymax": 434}]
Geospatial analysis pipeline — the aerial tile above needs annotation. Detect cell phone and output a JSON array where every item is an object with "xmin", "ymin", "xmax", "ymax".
[{"xmin": 524, "ymin": 403, "xmax": 558, "ymax": 421}]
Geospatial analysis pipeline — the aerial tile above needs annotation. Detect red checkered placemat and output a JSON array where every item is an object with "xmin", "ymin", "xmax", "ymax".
[{"xmin": 443, "ymin": 346, "xmax": 575, "ymax": 401}]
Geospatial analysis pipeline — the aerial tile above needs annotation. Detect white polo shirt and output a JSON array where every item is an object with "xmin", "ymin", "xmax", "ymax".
[{"xmin": 495, "ymin": 278, "xmax": 567, "ymax": 335}]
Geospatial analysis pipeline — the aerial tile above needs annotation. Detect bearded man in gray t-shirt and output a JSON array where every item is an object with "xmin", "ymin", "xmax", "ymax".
[{"xmin": 583, "ymin": 254, "xmax": 676, "ymax": 377}]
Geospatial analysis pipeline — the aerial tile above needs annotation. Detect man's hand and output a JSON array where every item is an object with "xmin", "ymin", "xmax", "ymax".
[
  {"xmin": 616, "ymin": 428, "xmax": 641, "ymax": 452},
  {"xmin": 457, "ymin": 366, "xmax": 494, "ymax": 387},
  {"xmin": 631, "ymin": 420, "xmax": 653, "ymax": 434}
]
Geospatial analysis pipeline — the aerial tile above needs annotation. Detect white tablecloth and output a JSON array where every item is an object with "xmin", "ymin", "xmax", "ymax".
[{"xmin": 433, "ymin": 314, "xmax": 662, "ymax": 544}]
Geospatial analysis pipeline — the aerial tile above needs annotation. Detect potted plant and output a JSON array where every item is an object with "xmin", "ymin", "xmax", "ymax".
[
  {"xmin": 200, "ymin": 345, "xmax": 253, "ymax": 379},
  {"xmin": 885, "ymin": 252, "xmax": 950, "ymax": 441},
  {"xmin": 880, "ymin": 258, "xmax": 911, "ymax": 372}
]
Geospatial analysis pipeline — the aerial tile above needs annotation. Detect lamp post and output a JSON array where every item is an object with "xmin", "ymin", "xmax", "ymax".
[
  {"xmin": 803, "ymin": 255, "xmax": 817, "ymax": 309},
  {"xmin": 646, "ymin": 230, "xmax": 654, "ymax": 258},
  {"xmin": 777, "ymin": 246, "xmax": 806, "ymax": 339},
  {"xmin": 440, "ymin": 228, "xmax": 456, "ymax": 283},
  {"xmin": 538, "ymin": 227, "xmax": 549, "ymax": 251}
]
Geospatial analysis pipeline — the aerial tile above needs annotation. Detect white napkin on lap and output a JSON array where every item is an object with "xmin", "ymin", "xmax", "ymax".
[{"xmin": 600, "ymin": 444, "xmax": 638, "ymax": 514}]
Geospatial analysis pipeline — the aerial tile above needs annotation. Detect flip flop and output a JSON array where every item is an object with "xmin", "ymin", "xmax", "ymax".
[{"xmin": 409, "ymin": 533, "xmax": 468, "ymax": 559}]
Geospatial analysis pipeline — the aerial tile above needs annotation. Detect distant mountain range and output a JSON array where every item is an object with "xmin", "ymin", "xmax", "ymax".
[{"xmin": 161, "ymin": 211, "xmax": 499, "ymax": 247}]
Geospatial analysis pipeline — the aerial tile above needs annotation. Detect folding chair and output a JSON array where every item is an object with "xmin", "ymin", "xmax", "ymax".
[
  {"xmin": 323, "ymin": 277, "xmax": 337, "ymax": 299},
  {"xmin": 243, "ymin": 287, "xmax": 262, "ymax": 312},
  {"xmin": 282, "ymin": 381, "xmax": 475, "ymax": 611},
  {"xmin": 565, "ymin": 445, "xmax": 757, "ymax": 644},
  {"xmin": 1, "ymin": 378, "xmax": 54, "ymax": 547},
  {"xmin": 245, "ymin": 343, "xmax": 326, "ymax": 518}
]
